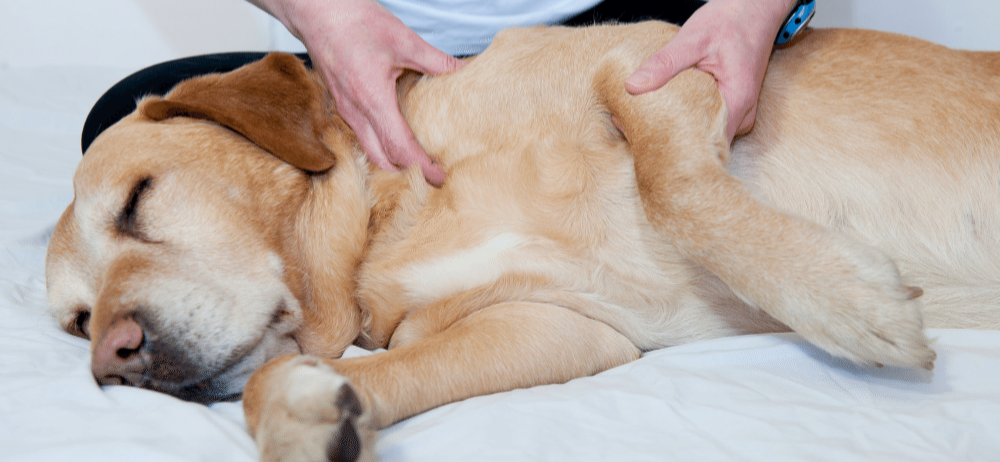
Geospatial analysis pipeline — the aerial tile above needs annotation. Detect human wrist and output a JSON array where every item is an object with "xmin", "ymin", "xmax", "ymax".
[
  {"xmin": 738, "ymin": 0, "xmax": 803, "ymax": 46},
  {"xmin": 762, "ymin": 0, "xmax": 800, "ymax": 29},
  {"xmin": 768, "ymin": 0, "xmax": 800, "ymax": 18},
  {"xmin": 249, "ymin": 0, "xmax": 353, "ymax": 45},
  {"xmin": 247, "ymin": 0, "xmax": 304, "ymax": 40}
]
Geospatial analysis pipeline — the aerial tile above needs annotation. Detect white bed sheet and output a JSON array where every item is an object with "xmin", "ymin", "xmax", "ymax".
[{"xmin": 1, "ymin": 65, "xmax": 998, "ymax": 462}]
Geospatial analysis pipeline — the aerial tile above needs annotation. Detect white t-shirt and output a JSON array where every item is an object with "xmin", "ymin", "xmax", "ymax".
[{"xmin": 378, "ymin": 0, "xmax": 603, "ymax": 55}]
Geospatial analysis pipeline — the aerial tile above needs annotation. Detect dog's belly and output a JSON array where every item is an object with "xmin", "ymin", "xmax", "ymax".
[
  {"xmin": 731, "ymin": 140, "xmax": 1000, "ymax": 328},
  {"xmin": 728, "ymin": 32, "xmax": 1000, "ymax": 327},
  {"xmin": 725, "ymin": 29, "xmax": 1000, "ymax": 328}
]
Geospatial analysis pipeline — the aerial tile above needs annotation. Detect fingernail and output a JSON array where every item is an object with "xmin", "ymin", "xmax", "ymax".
[
  {"xmin": 611, "ymin": 115, "xmax": 624, "ymax": 133},
  {"xmin": 903, "ymin": 286, "xmax": 924, "ymax": 300},
  {"xmin": 424, "ymin": 164, "xmax": 446, "ymax": 188},
  {"xmin": 626, "ymin": 71, "xmax": 650, "ymax": 91}
]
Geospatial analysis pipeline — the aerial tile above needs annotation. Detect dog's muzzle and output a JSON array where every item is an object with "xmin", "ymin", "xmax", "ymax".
[{"xmin": 91, "ymin": 312, "xmax": 243, "ymax": 404}]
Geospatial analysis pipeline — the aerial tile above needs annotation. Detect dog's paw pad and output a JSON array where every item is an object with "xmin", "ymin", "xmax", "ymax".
[
  {"xmin": 327, "ymin": 415, "xmax": 362, "ymax": 462},
  {"xmin": 326, "ymin": 385, "xmax": 364, "ymax": 462},
  {"xmin": 335, "ymin": 382, "xmax": 363, "ymax": 418},
  {"xmin": 257, "ymin": 356, "xmax": 374, "ymax": 462}
]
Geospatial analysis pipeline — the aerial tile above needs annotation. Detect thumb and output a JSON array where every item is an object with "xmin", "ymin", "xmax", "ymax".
[
  {"xmin": 407, "ymin": 40, "xmax": 466, "ymax": 76},
  {"xmin": 626, "ymin": 40, "xmax": 702, "ymax": 95}
]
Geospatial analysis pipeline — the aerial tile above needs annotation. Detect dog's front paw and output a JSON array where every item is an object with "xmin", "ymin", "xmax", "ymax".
[
  {"xmin": 790, "ymin": 240, "xmax": 936, "ymax": 370},
  {"xmin": 256, "ymin": 356, "xmax": 375, "ymax": 462}
]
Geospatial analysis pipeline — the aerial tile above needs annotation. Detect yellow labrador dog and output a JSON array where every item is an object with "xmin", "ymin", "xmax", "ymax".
[{"xmin": 46, "ymin": 22, "xmax": 999, "ymax": 461}]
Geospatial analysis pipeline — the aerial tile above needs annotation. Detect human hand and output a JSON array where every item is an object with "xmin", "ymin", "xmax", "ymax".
[
  {"xmin": 251, "ymin": 0, "xmax": 465, "ymax": 186},
  {"xmin": 625, "ymin": 0, "xmax": 796, "ymax": 141}
]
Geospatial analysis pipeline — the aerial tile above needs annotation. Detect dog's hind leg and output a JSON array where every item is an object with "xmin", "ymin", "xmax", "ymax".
[
  {"xmin": 243, "ymin": 302, "xmax": 639, "ymax": 462},
  {"xmin": 596, "ymin": 57, "xmax": 934, "ymax": 370}
]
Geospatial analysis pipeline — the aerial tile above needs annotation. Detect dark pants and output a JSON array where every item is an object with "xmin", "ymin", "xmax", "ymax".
[
  {"xmin": 562, "ymin": 0, "xmax": 706, "ymax": 26},
  {"xmin": 81, "ymin": 0, "xmax": 707, "ymax": 153}
]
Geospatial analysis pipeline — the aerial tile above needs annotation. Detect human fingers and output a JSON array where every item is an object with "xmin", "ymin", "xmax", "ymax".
[
  {"xmin": 341, "ymin": 74, "xmax": 445, "ymax": 186},
  {"xmin": 315, "ymin": 38, "xmax": 446, "ymax": 184},
  {"xmin": 625, "ymin": 30, "xmax": 706, "ymax": 95},
  {"xmin": 257, "ymin": 0, "xmax": 448, "ymax": 185},
  {"xmin": 401, "ymin": 37, "xmax": 466, "ymax": 76},
  {"xmin": 375, "ymin": 109, "xmax": 446, "ymax": 186},
  {"xmin": 335, "ymin": 9, "xmax": 450, "ymax": 184},
  {"xmin": 346, "ymin": 109, "xmax": 398, "ymax": 173},
  {"xmin": 352, "ymin": 109, "xmax": 445, "ymax": 187},
  {"xmin": 716, "ymin": 77, "xmax": 760, "ymax": 140}
]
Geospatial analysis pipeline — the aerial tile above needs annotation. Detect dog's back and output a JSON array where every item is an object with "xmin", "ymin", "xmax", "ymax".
[{"xmin": 355, "ymin": 23, "xmax": 999, "ymax": 355}]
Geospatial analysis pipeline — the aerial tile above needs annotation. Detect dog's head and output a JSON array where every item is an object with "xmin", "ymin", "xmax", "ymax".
[{"xmin": 45, "ymin": 54, "xmax": 370, "ymax": 403}]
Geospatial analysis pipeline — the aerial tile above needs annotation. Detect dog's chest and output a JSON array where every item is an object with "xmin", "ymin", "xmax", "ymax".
[{"xmin": 355, "ymin": 145, "xmax": 732, "ymax": 350}]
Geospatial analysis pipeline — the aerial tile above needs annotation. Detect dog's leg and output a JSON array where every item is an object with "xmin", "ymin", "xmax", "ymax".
[
  {"xmin": 244, "ymin": 302, "xmax": 640, "ymax": 462},
  {"xmin": 599, "ymin": 63, "xmax": 934, "ymax": 370}
]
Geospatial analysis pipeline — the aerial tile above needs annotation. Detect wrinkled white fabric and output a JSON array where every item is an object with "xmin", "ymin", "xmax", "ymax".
[
  {"xmin": 378, "ymin": 0, "xmax": 602, "ymax": 55},
  {"xmin": 1, "ymin": 65, "xmax": 999, "ymax": 462}
]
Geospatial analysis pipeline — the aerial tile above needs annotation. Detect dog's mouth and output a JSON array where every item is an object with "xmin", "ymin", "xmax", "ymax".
[
  {"xmin": 94, "ymin": 303, "xmax": 302, "ymax": 404},
  {"xmin": 102, "ymin": 374, "xmax": 244, "ymax": 404},
  {"xmin": 97, "ymin": 345, "xmax": 256, "ymax": 404}
]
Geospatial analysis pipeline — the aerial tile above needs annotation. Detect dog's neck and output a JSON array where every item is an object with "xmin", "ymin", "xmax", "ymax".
[
  {"xmin": 286, "ymin": 69, "xmax": 439, "ymax": 356},
  {"xmin": 288, "ymin": 125, "xmax": 434, "ymax": 356}
]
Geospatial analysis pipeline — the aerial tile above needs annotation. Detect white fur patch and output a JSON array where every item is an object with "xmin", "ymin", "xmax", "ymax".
[{"xmin": 398, "ymin": 232, "xmax": 531, "ymax": 301}]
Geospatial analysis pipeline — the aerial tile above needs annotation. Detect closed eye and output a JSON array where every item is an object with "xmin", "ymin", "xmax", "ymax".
[{"xmin": 115, "ymin": 176, "xmax": 155, "ymax": 242}]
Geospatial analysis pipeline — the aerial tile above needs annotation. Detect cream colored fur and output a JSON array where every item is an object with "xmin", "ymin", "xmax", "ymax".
[{"xmin": 45, "ymin": 23, "xmax": 999, "ymax": 462}]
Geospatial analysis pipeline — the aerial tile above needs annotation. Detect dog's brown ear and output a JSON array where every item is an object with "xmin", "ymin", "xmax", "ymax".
[{"xmin": 143, "ymin": 53, "xmax": 336, "ymax": 173}]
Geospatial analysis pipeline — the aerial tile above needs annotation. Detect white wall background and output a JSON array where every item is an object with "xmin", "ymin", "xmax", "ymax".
[
  {"xmin": 0, "ymin": 0, "xmax": 305, "ymax": 70},
  {"xmin": 809, "ymin": 0, "xmax": 1000, "ymax": 51},
  {"xmin": 1, "ymin": 0, "xmax": 998, "ymax": 70}
]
